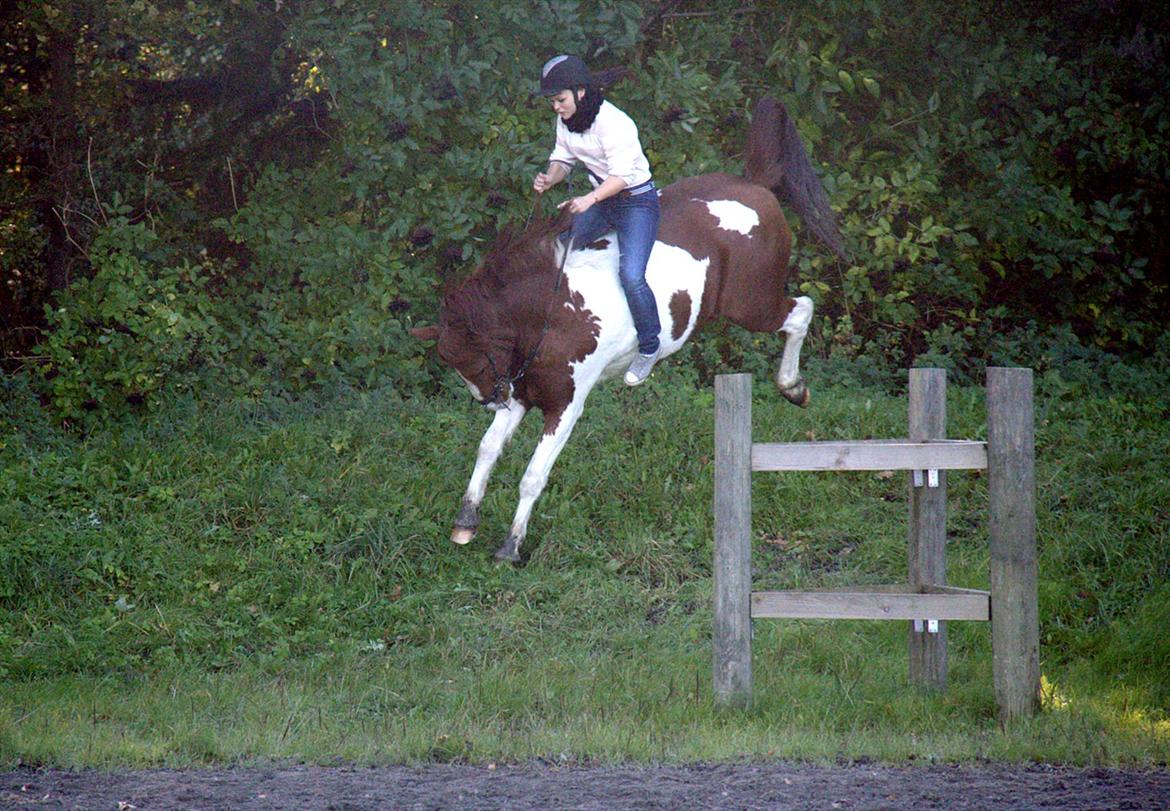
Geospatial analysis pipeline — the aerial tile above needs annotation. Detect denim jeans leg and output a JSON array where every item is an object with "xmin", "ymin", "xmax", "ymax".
[
  {"xmin": 565, "ymin": 204, "xmax": 612, "ymax": 249},
  {"xmin": 614, "ymin": 193, "xmax": 661, "ymax": 355}
]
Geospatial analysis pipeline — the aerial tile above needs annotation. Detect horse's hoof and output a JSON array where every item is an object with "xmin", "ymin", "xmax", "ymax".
[
  {"xmin": 779, "ymin": 380, "xmax": 811, "ymax": 408},
  {"xmin": 494, "ymin": 536, "xmax": 522, "ymax": 564},
  {"xmin": 451, "ymin": 501, "xmax": 479, "ymax": 545}
]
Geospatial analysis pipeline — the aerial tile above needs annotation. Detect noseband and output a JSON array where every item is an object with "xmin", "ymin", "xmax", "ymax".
[{"xmin": 476, "ymin": 351, "xmax": 518, "ymax": 409}]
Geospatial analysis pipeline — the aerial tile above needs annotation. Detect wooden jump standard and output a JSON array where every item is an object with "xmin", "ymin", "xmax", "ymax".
[{"xmin": 713, "ymin": 368, "xmax": 1039, "ymax": 720}]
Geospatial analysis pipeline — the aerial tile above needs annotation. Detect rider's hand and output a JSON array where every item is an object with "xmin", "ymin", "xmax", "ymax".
[
  {"xmin": 533, "ymin": 172, "xmax": 553, "ymax": 194},
  {"xmin": 557, "ymin": 192, "xmax": 597, "ymax": 215}
]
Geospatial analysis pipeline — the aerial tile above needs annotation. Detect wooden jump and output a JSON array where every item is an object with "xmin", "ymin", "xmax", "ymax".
[{"xmin": 713, "ymin": 368, "xmax": 1040, "ymax": 721}]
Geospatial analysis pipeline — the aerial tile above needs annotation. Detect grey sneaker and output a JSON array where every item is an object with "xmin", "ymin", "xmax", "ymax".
[{"xmin": 624, "ymin": 350, "xmax": 660, "ymax": 386}]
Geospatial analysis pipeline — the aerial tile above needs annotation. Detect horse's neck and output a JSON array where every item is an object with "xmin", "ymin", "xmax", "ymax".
[{"xmin": 469, "ymin": 237, "xmax": 564, "ymax": 351}]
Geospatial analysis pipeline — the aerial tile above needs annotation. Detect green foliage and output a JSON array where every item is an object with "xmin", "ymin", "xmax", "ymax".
[
  {"xmin": 36, "ymin": 210, "xmax": 223, "ymax": 424},
  {"xmin": 617, "ymin": 47, "xmax": 743, "ymax": 180},
  {"xmin": 6, "ymin": 0, "xmax": 1168, "ymax": 420},
  {"xmin": 677, "ymin": 1, "xmax": 1167, "ymax": 379},
  {"xmin": 210, "ymin": 164, "xmax": 431, "ymax": 396}
]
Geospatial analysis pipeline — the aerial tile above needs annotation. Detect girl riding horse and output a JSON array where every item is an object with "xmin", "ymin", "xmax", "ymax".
[{"xmin": 532, "ymin": 54, "xmax": 662, "ymax": 386}]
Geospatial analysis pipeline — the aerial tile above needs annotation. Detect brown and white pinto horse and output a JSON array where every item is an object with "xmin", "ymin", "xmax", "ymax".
[{"xmin": 412, "ymin": 98, "xmax": 846, "ymax": 562}]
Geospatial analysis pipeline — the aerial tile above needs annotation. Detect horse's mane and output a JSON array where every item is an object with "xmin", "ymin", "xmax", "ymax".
[
  {"xmin": 440, "ymin": 207, "xmax": 572, "ymax": 341},
  {"xmin": 478, "ymin": 207, "xmax": 571, "ymax": 285}
]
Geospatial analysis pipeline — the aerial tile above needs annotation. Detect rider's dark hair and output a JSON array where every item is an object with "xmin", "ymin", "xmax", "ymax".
[{"xmin": 564, "ymin": 84, "xmax": 604, "ymax": 133}]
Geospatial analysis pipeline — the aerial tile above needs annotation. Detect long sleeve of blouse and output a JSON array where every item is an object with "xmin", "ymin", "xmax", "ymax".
[{"xmin": 548, "ymin": 101, "xmax": 652, "ymax": 189}]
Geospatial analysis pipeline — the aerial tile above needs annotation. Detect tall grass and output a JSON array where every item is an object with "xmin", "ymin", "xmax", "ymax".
[{"xmin": 1, "ymin": 358, "xmax": 1167, "ymax": 767}]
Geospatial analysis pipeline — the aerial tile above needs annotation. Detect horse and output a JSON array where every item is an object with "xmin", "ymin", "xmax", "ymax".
[{"xmin": 411, "ymin": 97, "xmax": 847, "ymax": 563}]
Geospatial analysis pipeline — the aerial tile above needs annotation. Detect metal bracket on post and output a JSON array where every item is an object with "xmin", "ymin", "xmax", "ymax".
[
  {"xmin": 913, "ymin": 619, "xmax": 940, "ymax": 634},
  {"xmin": 912, "ymin": 469, "xmax": 940, "ymax": 488}
]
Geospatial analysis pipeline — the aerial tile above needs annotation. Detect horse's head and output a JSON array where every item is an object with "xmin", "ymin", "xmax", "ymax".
[
  {"xmin": 412, "ymin": 208, "xmax": 572, "ymax": 409},
  {"xmin": 411, "ymin": 287, "xmax": 518, "ymax": 410}
]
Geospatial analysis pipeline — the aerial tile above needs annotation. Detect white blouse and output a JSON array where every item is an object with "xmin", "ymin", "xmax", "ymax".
[{"xmin": 548, "ymin": 100, "xmax": 652, "ymax": 189}]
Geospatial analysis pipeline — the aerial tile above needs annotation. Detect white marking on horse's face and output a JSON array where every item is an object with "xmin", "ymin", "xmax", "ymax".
[
  {"xmin": 701, "ymin": 199, "xmax": 759, "ymax": 236},
  {"xmin": 459, "ymin": 373, "xmax": 487, "ymax": 403}
]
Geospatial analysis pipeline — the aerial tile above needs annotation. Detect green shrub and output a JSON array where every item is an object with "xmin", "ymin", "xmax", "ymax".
[
  {"xmin": 10, "ymin": 0, "xmax": 1169, "ymax": 423},
  {"xmin": 35, "ymin": 212, "xmax": 225, "ymax": 426},
  {"xmin": 210, "ymin": 164, "xmax": 432, "ymax": 397}
]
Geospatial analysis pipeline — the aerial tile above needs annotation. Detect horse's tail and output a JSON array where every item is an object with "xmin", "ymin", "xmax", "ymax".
[{"xmin": 744, "ymin": 97, "xmax": 848, "ymax": 261}]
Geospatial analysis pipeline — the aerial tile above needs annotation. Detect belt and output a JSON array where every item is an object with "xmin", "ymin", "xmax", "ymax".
[{"xmin": 616, "ymin": 180, "xmax": 656, "ymax": 198}]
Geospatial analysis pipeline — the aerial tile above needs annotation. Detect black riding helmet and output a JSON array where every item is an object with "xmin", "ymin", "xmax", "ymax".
[{"xmin": 540, "ymin": 55, "xmax": 591, "ymax": 96}]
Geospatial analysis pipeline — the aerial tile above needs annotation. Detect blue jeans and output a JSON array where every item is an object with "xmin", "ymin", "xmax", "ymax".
[{"xmin": 566, "ymin": 188, "xmax": 661, "ymax": 355}]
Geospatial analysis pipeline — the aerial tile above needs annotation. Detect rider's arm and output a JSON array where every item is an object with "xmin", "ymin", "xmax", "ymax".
[
  {"xmin": 588, "ymin": 175, "xmax": 627, "ymax": 204},
  {"xmin": 534, "ymin": 160, "xmax": 572, "ymax": 194}
]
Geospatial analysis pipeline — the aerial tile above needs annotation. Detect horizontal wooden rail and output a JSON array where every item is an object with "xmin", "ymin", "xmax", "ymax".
[
  {"xmin": 750, "ymin": 585, "xmax": 990, "ymax": 622},
  {"xmin": 751, "ymin": 439, "xmax": 987, "ymax": 472}
]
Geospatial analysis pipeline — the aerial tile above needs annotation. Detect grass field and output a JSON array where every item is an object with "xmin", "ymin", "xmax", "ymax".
[{"xmin": 2, "ymin": 358, "xmax": 1168, "ymax": 767}]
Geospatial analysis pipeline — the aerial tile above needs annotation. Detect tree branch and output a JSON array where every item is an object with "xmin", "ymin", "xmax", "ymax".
[{"xmin": 87, "ymin": 138, "xmax": 108, "ymax": 225}]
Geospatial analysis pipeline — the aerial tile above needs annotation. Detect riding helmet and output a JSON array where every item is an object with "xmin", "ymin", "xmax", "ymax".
[{"xmin": 540, "ymin": 55, "xmax": 592, "ymax": 96}]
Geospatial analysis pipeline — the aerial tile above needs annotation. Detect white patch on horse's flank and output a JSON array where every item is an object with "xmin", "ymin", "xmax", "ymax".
[
  {"xmin": 647, "ymin": 242, "xmax": 708, "ymax": 342},
  {"xmin": 559, "ymin": 237, "xmax": 710, "ymax": 383},
  {"xmin": 699, "ymin": 199, "xmax": 759, "ymax": 236}
]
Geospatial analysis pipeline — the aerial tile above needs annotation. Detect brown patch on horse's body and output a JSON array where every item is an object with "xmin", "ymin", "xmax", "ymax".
[
  {"xmin": 657, "ymin": 174, "xmax": 795, "ymax": 333},
  {"xmin": 669, "ymin": 291, "xmax": 692, "ymax": 341},
  {"xmin": 513, "ymin": 286, "xmax": 601, "ymax": 435}
]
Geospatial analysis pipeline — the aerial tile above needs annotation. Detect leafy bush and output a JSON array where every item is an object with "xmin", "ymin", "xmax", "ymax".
[
  {"xmin": 210, "ymin": 164, "xmax": 431, "ymax": 396},
  {"xmin": 6, "ymin": 0, "xmax": 1167, "ymax": 421},
  {"xmin": 36, "ymin": 211, "xmax": 224, "ymax": 425}
]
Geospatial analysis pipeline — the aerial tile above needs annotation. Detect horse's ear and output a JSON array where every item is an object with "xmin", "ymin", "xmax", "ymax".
[{"xmin": 410, "ymin": 324, "xmax": 440, "ymax": 342}]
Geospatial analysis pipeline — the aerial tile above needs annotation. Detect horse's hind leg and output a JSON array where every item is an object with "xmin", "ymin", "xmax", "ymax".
[{"xmin": 776, "ymin": 295, "xmax": 814, "ymax": 407}]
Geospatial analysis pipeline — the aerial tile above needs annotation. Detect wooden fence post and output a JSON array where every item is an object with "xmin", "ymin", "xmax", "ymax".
[
  {"xmin": 908, "ymin": 368, "xmax": 948, "ymax": 689},
  {"xmin": 987, "ymin": 367, "xmax": 1040, "ymax": 720},
  {"xmin": 713, "ymin": 373, "xmax": 753, "ymax": 707}
]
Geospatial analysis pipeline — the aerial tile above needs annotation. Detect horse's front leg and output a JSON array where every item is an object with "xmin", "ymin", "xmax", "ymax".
[
  {"xmin": 452, "ymin": 399, "xmax": 528, "ymax": 545},
  {"xmin": 776, "ymin": 295, "xmax": 814, "ymax": 407},
  {"xmin": 494, "ymin": 400, "xmax": 586, "ymax": 563}
]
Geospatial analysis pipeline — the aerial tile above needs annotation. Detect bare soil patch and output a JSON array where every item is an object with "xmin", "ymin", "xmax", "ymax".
[{"xmin": 3, "ymin": 762, "xmax": 1168, "ymax": 810}]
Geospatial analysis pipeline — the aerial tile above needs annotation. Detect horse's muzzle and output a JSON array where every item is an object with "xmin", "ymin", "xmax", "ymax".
[{"xmin": 473, "ymin": 393, "xmax": 510, "ymax": 411}]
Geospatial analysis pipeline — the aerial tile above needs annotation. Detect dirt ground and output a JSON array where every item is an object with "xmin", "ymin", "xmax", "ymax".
[{"xmin": 3, "ymin": 762, "xmax": 1169, "ymax": 810}]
